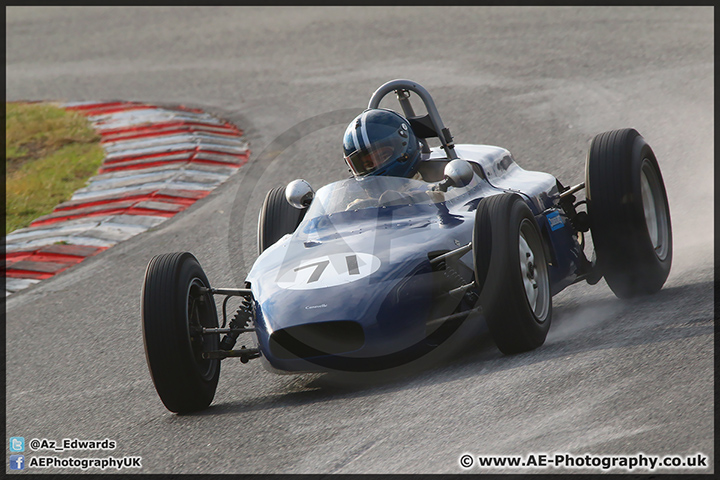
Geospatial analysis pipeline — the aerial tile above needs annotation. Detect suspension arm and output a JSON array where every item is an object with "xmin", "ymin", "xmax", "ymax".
[
  {"xmin": 202, "ymin": 327, "xmax": 255, "ymax": 334},
  {"xmin": 425, "ymin": 306, "xmax": 483, "ymax": 329},
  {"xmin": 559, "ymin": 182, "xmax": 585, "ymax": 199},
  {"xmin": 202, "ymin": 347, "xmax": 260, "ymax": 363},
  {"xmin": 429, "ymin": 242, "xmax": 473, "ymax": 266}
]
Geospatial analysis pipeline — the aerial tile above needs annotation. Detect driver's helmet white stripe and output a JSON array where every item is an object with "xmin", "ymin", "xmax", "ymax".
[{"xmin": 359, "ymin": 110, "xmax": 371, "ymax": 152}]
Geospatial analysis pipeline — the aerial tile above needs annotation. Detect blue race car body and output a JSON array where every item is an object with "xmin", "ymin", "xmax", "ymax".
[{"xmin": 247, "ymin": 144, "xmax": 582, "ymax": 373}]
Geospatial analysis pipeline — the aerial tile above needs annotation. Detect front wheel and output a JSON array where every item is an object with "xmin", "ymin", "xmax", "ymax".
[
  {"xmin": 586, "ymin": 128, "xmax": 672, "ymax": 298},
  {"xmin": 142, "ymin": 252, "xmax": 220, "ymax": 413},
  {"xmin": 473, "ymin": 193, "xmax": 552, "ymax": 354}
]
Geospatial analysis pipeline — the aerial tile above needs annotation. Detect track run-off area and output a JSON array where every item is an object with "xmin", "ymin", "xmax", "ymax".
[{"xmin": 5, "ymin": 7, "xmax": 713, "ymax": 474}]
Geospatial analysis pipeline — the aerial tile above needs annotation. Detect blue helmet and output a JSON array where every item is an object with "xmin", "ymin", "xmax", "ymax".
[{"xmin": 342, "ymin": 109, "xmax": 421, "ymax": 178}]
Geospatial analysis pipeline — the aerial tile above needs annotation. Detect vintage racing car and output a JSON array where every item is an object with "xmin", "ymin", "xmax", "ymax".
[{"xmin": 142, "ymin": 79, "xmax": 672, "ymax": 413}]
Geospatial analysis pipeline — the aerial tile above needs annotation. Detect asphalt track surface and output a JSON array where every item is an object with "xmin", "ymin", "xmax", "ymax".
[{"xmin": 5, "ymin": 6, "xmax": 714, "ymax": 474}]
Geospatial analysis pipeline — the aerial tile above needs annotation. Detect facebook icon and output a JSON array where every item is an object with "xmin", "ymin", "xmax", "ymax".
[{"xmin": 10, "ymin": 455, "xmax": 25, "ymax": 470}]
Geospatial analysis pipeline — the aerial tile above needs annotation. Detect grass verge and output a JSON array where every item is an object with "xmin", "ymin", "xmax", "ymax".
[{"xmin": 5, "ymin": 102, "xmax": 105, "ymax": 234}]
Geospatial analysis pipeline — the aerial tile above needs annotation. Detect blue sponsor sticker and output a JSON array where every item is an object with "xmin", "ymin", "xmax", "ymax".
[{"xmin": 546, "ymin": 211, "xmax": 564, "ymax": 231}]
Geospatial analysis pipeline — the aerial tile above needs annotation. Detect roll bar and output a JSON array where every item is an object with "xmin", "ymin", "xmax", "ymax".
[{"xmin": 368, "ymin": 79, "xmax": 458, "ymax": 159}]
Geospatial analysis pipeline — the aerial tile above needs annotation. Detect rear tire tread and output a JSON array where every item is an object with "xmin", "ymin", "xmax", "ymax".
[{"xmin": 586, "ymin": 128, "xmax": 672, "ymax": 298}]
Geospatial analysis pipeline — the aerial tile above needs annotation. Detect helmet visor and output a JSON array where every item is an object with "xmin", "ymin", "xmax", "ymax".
[{"xmin": 344, "ymin": 145, "xmax": 396, "ymax": 176}]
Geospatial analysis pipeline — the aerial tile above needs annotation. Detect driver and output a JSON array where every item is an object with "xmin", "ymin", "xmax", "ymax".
[
  {"xmin": 342, "ymin": 108, "xmax": 422, "ymax": 179},
  {"xmin": 343, "ymin": 109, "xmax": 447, "ymax": 207}
]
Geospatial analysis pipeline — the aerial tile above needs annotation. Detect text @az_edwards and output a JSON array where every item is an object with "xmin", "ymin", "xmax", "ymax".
[{"xmin": 27, "ymin": 437, "xmax": 115, "ymax": 452}]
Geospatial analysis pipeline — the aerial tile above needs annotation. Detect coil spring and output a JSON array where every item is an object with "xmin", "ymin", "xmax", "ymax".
[
  {"xmin": 231, "ymin": 299, "xmax": 253, "ymax": 328},
  {"xmin": 443, "ymin": 264, "xmax": 479, "ymax": 305},
  {"xmin": 442, "ymin": 265, "xmax": 466, "ymax": 290},
  {"xmin": 219, "ymin": 299, "xmax": 253, "ymax": 351}
]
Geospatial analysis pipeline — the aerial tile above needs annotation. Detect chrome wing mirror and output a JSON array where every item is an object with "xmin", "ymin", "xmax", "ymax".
[
  {"xmin": 434, "ymin": 159, "xmax": 474, "ymax": 192},
  {"xmin": 285, "ymin": 179, "xmax": 314, "ymax": 209}
]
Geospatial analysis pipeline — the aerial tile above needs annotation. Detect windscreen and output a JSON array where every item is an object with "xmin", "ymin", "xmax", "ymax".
[{"xmin": 304, "ymin": 175, "xmax": 479, "ymax": 220}]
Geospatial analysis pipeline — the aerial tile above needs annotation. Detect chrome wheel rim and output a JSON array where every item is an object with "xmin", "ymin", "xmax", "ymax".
[
  {"xmin": 519, "ymin": 219, "xmax": 550, "ymax": 321},
  {"xmin": 640, "ymin": 159, "xmax": 670, "ymax": 260}
]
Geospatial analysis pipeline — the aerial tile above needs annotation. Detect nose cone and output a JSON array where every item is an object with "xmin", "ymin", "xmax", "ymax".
[
  {"xmin": 250, "ymin": 245, "xmax": 441, "ymax": 372},
  {"xmin": 245, "ymin": 203, "xmax": 475, "ymax": 372}
]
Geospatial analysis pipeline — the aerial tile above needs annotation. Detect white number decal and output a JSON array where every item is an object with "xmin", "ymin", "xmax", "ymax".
[{"xmin": 277, "ymin": 253, "xmax": 381, "ymax": 290}]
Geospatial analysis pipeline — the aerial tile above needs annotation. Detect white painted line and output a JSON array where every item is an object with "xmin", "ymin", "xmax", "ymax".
[
  {"xmin": 6, "ymin": 221, "xmax": 106, "ymax": 243},
  {"xmin": 103, "ymin": 143, "xmax": 248, "ymax": 160},
  {"xmin": 91, "ymin": 111, "xmax": 226, "ymax": 128},
  {"xmin": 6, "ymin": 237, "xmax": 117, "ymax": 252},
  {"xmin": 103, "ymin": 133, "xmax": 248, "ymax": 151},
  {"xmin": 104, "ymin": 144, "xmax": 198, "ymax": 159},
  {"xmin": 6, "ymin": 278, "xmax": 42, "ymax": 295},
  {"xmin": 85, "ymin": 166, "xmax": 231, "ymax": 185},
  {"xmin": 99, "ymin": 214, "xmax": 168, "ymax": 229},
  {"xmin": 5, "ymin": 214, "xmax": 171, "ymax": 253},
  {"xmin": 69, "ymin": 182, "xmax": 217, "ymax": 201},
  {"xmin": 6, "ymin": 224, "xmax": 161, "ymax": 251},
  {"xmin": 5, "ymin": 213, "xmax": 165, "ymax": 242},
  {"xmin": 78, "ymin": 223, "xmax": 153, "ymax": 242},
  {"xmin": 193, "ymin": 152, "xmax": 249, "ymax": 163},
  {"xmin": 90, "ymin": 163, "xmax": 238, "ymax": 181},
  {"xmin": 73, "ymin": 170, "xmax": 230, "ymax": 195},
  {"xmin": 89, "ymin": 164, "xmax": 191, "ymax": 181},
  {"xmin": 62, "ymin": 101, "xmax": 119, "ymax": 108}
]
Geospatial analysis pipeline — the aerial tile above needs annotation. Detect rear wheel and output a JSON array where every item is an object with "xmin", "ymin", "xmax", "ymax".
[
  {"xmin": 258, "ymin": 186, "xmax": 306, "ymax": 254},
  {"xmin": 473, "ymin": 193, "xmax": 551, "ymax": 354},
  {"xmin": 586, "ymin": 128, "xmax": 672, "ymax": 298},
  {"xmin": 142, "ymin": 252, "xmax": 220, "ymax": 413}
]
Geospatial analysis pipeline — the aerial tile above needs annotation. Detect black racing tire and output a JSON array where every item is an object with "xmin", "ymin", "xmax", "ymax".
[
  {"xmin": 258, "ymin": 186, "xmax": 306, "ymax": 254},
  {"xmin": 473, "ymin": 193, "xmax": 552, "ymax": 354},
  {"xmin": 586, "ymin": 128, "xmax": 672, "ymax": 299},
  {"xmin": 142, "ymin": 252, "xmax": 220, "ymax": 413}
]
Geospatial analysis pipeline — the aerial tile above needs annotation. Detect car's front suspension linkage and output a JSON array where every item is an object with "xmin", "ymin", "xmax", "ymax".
[
  {"xmin": 202, "ymin": 347, "xmax": 260, "ymax": 363},
  {"xmin": 199, "ymin": 285, "xmax": 259, "ymax": 361},
  {"xmin": 558, "ymin": 182, "xmax": 590, "ymax": 233}
]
